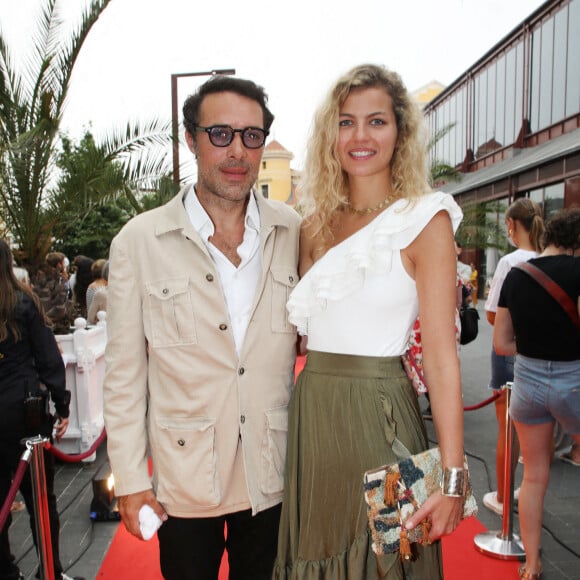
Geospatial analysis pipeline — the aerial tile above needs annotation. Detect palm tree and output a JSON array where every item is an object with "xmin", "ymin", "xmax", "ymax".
[
  {"xmin": 428, "ymin": 123, "xmax": 462, "ymax": 187},
  {"xmin": 0, "ymin": 0, "xmax": 172, "ymax": 268},
  {"xmin": 455, "ymin": 199, "xmax": 509, "ymax": 252}
]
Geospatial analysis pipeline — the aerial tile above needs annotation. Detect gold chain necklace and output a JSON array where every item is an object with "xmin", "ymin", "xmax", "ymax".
[{"xmin": 346, "ymin": 193, "xmax": 397, "ymax": 216}]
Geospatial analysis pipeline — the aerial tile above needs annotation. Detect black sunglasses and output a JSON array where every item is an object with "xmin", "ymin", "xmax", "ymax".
[{"xmin": 194, "ymin": 125, "xmax": 268, "ymax": 149}]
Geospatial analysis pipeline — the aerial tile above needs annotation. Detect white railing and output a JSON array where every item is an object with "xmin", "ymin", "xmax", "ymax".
[{"xmin": 55, "ymin": 312, "xmax": 107, "ymax": 461}]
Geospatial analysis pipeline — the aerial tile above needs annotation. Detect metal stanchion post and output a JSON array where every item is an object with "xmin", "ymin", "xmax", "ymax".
[
  {"xmin": 27, "ymin": 436, "xmax": 56, "ymax": 580},
  {"xmin": 474, "ymin": 382, "xmax": 525, "ymax": 559}
]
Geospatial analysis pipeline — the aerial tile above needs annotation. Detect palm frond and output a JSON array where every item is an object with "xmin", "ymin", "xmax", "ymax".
[
  {"xmin": 97, "ymin": 119, "xmax": 173, "ymax": 189},
  {"xmin": 427, "ymin": 122, "xmax": 456, "ymax": 152},
  {"xmin": 50, "ymin": 0, "xmax": 111, "ymax": 116}
]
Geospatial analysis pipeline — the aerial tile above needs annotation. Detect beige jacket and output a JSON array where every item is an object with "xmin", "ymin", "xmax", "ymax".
[{"xmin": 103, "ymin": 188, "xmax": 300, "ymax": 517}]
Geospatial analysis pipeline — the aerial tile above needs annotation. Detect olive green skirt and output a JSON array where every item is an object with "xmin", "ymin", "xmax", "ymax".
[{"xmin": 273, "ymin": 351, "xmax": 443, "ymax": 579}]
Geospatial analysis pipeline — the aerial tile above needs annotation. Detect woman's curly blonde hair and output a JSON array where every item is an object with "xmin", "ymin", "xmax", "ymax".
[{"xmin": 297, "ymin": 64, "xmax": 431, "ymax": 241}]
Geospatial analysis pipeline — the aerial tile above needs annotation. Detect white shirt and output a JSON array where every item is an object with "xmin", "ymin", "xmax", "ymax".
[
  {"xmin": 287, "ymin": 192, "xmax": 463, "ymax": 356},
  {"xmin": 457, "ymin": 260, "xmax": 472, "ymax": 284},
  {"xmin": 484, "ymin": 248, "xmax": 538, "ymax": 313},
  {"xmin": 184, "ymin": 186, "xmax": 262, "ymax": 356}
]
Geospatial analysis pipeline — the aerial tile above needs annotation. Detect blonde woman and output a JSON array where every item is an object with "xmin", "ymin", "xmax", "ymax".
[
  {"xmin": 274, "ymin": 64, "xmax": 465, "ymax": 579},
  {"xmin": 483, "ymin": 198, "xmax": 544, "ymax": 516}
]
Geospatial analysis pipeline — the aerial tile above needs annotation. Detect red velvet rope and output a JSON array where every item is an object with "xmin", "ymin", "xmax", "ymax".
[
  {"xmin": 0, "ymin": 428, "xmax": 107, "ymax": 533},
  {"xmin": 405, "ymin": 351, "xmax": 503, "ymax": 412},
  {"xmin": 46, "ymin": 427, "xmax": 107, "ymax": 462},
  {"xmin": 0, "ymin": 452, "xmax": 31, "ymax": 533},
  {"xmin": 463, "ymin": 390, "xmax": 502, "ymax": 411}
]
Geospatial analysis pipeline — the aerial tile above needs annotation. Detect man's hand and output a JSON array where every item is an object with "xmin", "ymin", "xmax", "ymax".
[
  {"xmin": 53, "ymin": 417, "xmax": 69, "ymax": 441},
  {"xmin": 117, "ymin": 490, "xmax": 168, "ymax": 540}
]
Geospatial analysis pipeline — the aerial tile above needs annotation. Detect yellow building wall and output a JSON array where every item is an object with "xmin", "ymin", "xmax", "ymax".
[{"xmin": 257, "ymin": 143, "xmax": 295, "ymax": 204}]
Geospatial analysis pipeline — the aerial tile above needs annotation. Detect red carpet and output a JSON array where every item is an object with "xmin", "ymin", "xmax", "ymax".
[
  {"xmin": 98, "ymin": 357, "xmax": 520, "ymax": 578},
  {"xmin": 97, "ymin": 516, "xmax": 519, "ymax": 578},
  {"xmin": 441, "ymin": 517, "xmax": 519, "ymax": 579},
  {"xmin": 97, "ymin": 526, "xmax": 229, "ymax": 578}
]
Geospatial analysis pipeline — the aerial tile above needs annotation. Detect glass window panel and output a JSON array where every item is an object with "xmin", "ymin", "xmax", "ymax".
[
  {"xmin": 496, "ymin": 55, "xmax": 506, "ymax": 146},
  {"xmin": 456, "ymin": 86, "xmax": 466, "ymax": 165},
  {"xmin": 528, "ymin": 188, "xmax": 545, "ymax": 215},
  {"xmin": 447, "ymin": 95, "xmax": 455, "ymax": 166},
  {"xmin": 487, "ymin": 65, "xmax": 496, "ymax": 144},
  {"xmin": 472, "ymin": 76, "xmax": 480, "ymax": 154},
  {"xmin": 505, "ymin": 47, "xmax": 516, "ymax": 143},
  {"xmin": 566, "ymin": 0, "xmax": 580, "ymax": 117},
  {"xmin": 530, "ymin": 27, "xmax": 542, "ymax": 132},
  {"xmin": 436, "ymin": 107, "xmax": 444, "ymax": 161},
  {"xmin": 475, "ymin": 72, "xmax": 488, "ymax": 157},
  {"xmin": 544, "ymin": 183, "xmax": 565, "ymax": 217},
  {"xmin": 443, "ymin": 99, "xmax": 450, "ymax": 163},
  {"xmin": 515, "ymin": 42, "xmax": 524, "ymax": 138},
  {"xmin": 552, "ymin": 9, "xmax": 567, "ymax": 123},
  {"xmin": 539, "ymin": 18, "xmax": 554, "ymax": 129}
]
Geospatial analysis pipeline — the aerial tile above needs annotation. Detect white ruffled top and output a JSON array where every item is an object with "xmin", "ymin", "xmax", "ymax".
[{"xmin": 287, "ymin": 191, "xmax": 463, "ymax": 356}]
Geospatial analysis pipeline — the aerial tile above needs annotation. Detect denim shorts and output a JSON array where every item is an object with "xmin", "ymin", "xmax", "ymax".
[
  {"xmin": 488, "ymin": 348, "xmax": 514, "ymax": 390},
  {"xmin": 509, "ymin": 354, "xmax": 580, "ymax": 434}
]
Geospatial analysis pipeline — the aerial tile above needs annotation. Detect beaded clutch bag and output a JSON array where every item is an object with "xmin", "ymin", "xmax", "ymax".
[{"xmin": 363, "ymin": 447, "xmax": 477, "ymax": 559}]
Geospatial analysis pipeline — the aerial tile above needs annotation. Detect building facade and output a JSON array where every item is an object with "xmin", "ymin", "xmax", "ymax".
[
  {"xmin": 426, "ymin": 0, "xmax": 579, "ymax": 212},
  {"xmin": 256, "ymin": 140, "xmax": 300, "ymax": 205},
  {"xmin": 424, "ymin": 0, "xmax": 580, "ymax": 285}
]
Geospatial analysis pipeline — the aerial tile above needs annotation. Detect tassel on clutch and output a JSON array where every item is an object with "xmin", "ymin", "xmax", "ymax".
[{"xmin": 363, "ymin": 447, "xmax": 477, "ymax": 559}]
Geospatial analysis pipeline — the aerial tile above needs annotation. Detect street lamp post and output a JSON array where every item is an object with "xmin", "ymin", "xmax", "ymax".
[{"xmin": 171, "ymin": 68, "xmax": 236, "ymax": 184}]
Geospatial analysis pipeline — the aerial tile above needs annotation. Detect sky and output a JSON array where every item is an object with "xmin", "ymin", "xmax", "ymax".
[{"xmin": 0, "ymin": 0, "xmax": 546, "ymax": 173}]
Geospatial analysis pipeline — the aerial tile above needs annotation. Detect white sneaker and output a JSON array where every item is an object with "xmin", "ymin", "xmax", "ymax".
[
  {"xmin": 483, "ymin": 489, "xmax": 520, "ymax": 515},
  {"xmin": 482, "ymin": 491, "xmax": 503, "ymax": 515}
]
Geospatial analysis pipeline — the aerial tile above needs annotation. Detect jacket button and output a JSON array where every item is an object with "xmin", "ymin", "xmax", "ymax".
[
  {"xmin": 240, "ymin": 415, "xmax": 246, "ymax": 424},
  {"xmin": 289, "ymin": 275, "xmax": 294, "ymax": 283},
  {"xmin": 162, "ymin": 288, "xmax": 169, "ymax": 295},
  {"xmin": 238, "ymin": 367, "xmax": 245, "ymax": 375},
  {"xmin": 206, "ymin": 273, "xmax": 214, "ymax": 282},
  {"xmin": 177, "ymin": 439, "xmax": 185, "ymax": 446},
  {"xmin": 219, "ymin": 323, "xmax": 227, "ymax": 331}
]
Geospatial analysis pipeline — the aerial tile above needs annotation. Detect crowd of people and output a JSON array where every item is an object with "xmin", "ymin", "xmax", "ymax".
[
  {"xmin": 8, "ymin": 252, "xmax": 110, "ymax": 331},
  {"xmin": 1, "ymin": 65, "xmax": 578, "ymax": 580},
  {"xmin": 0, "ymin": 249, "xmax": 108, "ymax": 578}
]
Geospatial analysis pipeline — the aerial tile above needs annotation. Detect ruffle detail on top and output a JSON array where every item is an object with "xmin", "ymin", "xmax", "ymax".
[{"xmin": 287, "ymin": 192, "xmax": 462, "ymax": 335}]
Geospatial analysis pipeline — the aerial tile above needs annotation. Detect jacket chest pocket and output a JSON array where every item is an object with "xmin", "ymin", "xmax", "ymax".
[
  {"xmin": 146, "ymin": 277, "xmax": 197, "ymax": 347},
  {"xmin": 271, "ymin": 268, "xmax": 298, "ymax": 333}
]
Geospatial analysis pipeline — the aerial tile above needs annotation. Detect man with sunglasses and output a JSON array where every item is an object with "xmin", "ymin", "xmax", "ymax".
[{"xmin": 103, "ymin": 75, "xmax": 300, "ymax": 579}]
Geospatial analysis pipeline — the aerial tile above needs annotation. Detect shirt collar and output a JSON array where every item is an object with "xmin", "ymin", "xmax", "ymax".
[{"xmin": 183, "ymin": 184, "xmax": 261, "ymax": 240}]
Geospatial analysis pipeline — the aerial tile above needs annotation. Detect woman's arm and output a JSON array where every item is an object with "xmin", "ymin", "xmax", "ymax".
[
  {"xmin": 403, "ymin": 210, "xmax": 464, "ymax": 538},
  {"xmin": 493, "ymin": 306, "xmax": 516, "ymax": 356},
  {"xmin": 26, "ymin": 298, "xmax": 70, "ymax": 418},
  {"xmin": 295, "ymin": 220, "xmax": 319, "ymax": 354}
]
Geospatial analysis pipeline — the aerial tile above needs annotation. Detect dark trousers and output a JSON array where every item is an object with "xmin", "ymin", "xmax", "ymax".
[
  {"xmin": 157, "ymin": 503, "xmax": 282, "ymax": 580},
  {"xmin": 0, "ymin": 436, "xmax": 63, "ymax": 579}
]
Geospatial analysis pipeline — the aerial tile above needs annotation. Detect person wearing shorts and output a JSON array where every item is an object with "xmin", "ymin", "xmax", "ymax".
[{"xmin": 494, "ymin": 208, "xmax": 580, "ymax": 580}]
